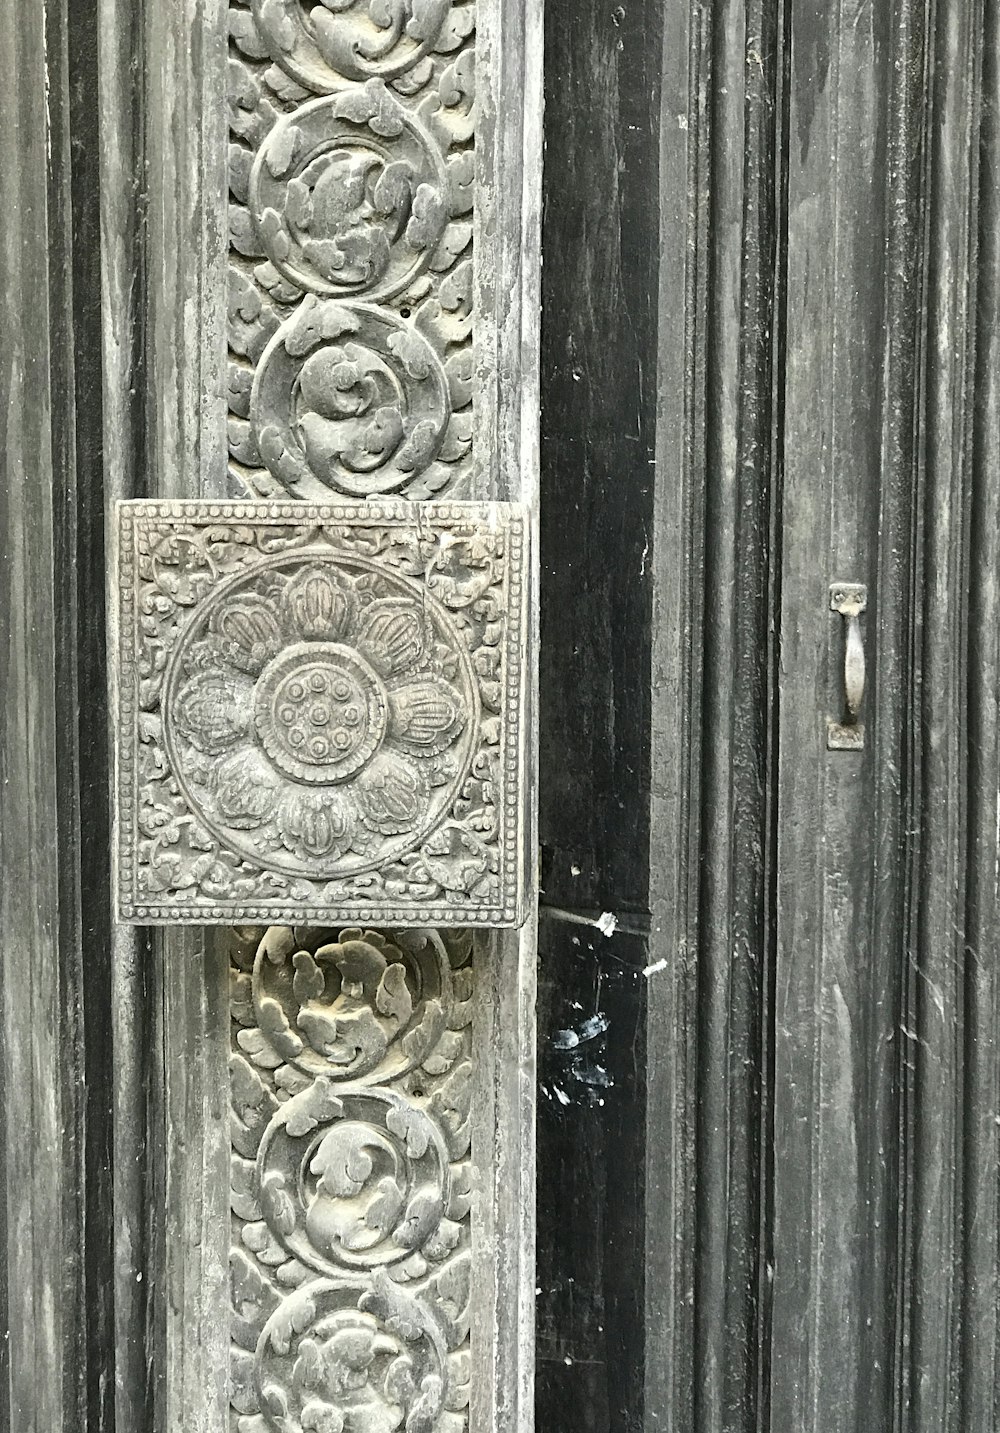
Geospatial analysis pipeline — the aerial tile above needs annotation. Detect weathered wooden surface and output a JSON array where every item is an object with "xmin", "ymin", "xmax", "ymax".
[
  {"xmin": 0, "ymin": 1, "xmax": 115, "ymax": 1430},
  {"xmin": 537, "ymin": 1, "xmax": 1000, "ymax": 1432},
  {"xmin": 535, "ymin": 3, "xmax": 660, "ymax": 1427}
]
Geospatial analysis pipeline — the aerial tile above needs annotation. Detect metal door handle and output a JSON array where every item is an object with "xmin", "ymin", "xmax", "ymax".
[{"xmin": 828, "ymin": 582, "xmax": 867, "ymax": 750}]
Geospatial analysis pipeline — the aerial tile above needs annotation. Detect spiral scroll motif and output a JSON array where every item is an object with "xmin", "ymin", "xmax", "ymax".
[
  {"xmin": 228, "ymin": 0, "xmax": 475, "ymax": 502},
  {"xmin": 251, "ymin": 298, "xmax": 460, "ymax": 499},
  {"xmin": 230, "ymin": 925, "xmax": 474, "ymax": 1433},
  {"xmin": 252, "ymin": 0, "xmax": 475, "ymax": 92},
  {"xmin": 226, "ymin": 1, "xmax": 482, "ymax": 1422}
]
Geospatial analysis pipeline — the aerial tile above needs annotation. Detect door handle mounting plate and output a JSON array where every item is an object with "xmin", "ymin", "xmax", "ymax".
[{"xmin": 828, "ymin": 581, "xmax": 867, "ymax": 751}]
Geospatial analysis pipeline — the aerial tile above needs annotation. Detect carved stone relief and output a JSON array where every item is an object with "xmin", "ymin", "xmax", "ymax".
[
  {"xmin": 210, "ymin": 5, "xmax": 514, "ymax": 1428},
  {"xmin": 228, "ymin": 0, "xmax": 475, "ymax": 503},
  {"xmin": 114, "ymin": 500, "xmax": 525, "ymax": 925},
  {"xmin": 229, "ymin": 923, "xmax": 474, "ymax": 1433}
]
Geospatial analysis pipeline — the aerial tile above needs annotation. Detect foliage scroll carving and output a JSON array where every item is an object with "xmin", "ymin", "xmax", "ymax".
[
  {"xmin": 228, "ymin": 0, "xmax": 475, "ymax": 502},
  {"xmin": 229, "ymin": 923, "xmax": 475, "ymax": 1433}
]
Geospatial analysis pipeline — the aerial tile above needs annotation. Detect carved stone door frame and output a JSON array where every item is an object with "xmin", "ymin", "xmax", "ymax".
[{"xmin": 2, "ymin": 1, "xmax": 540, "ymax": 1430}]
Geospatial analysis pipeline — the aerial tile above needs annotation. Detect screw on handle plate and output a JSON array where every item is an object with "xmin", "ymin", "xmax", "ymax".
[{"xmin": 828, "ymin": 582, "xmax": 867, "ymax": 751}]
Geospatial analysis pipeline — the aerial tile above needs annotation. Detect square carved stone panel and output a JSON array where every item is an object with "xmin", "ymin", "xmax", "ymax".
[{"xmin": 113, "ymin": 500, "xmax": 528, "ymax": 926}]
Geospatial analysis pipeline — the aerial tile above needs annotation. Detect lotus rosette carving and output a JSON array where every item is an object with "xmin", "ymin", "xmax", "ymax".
[
  {"xmin": 114, "ymin": 502, "xmax": 524, "ymax": 925},
  {"xmin": 168, "ymin": 556, "xmax": 473, "ymax": 874}
]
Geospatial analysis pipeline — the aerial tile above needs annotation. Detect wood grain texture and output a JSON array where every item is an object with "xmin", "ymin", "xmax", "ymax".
[
  {"xmin": 539, "ymin": 2, "xmax": 1000, "ymax": 1431},
  {"xmin": 897, "ymin": 1, "xmax": 998, "ymax": 1426},
  {"xmin": 1, "ymin": 0, "xmax": 114, "ymax": 1429},
  {"xmin": 772, "ymin": 2, "xmax": 889, "ymax": 1427},
  {"xmin": 100, "ymin": 3, "xmax": 236, "ymax": 1429},
  {"xmin": 536, "ymin": 2, "xmax": 663, "ymax": 1427}
]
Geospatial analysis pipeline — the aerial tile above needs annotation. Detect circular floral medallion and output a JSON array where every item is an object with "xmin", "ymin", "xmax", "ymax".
[
  {"xmin": 251, "ymin": 297, "xmax": 454, "ymax": 499},
  {"xmin": 250, "ymin": 88, "xmax": 450, "ymax": 301},
  {"xmin": 250, "ymin": 926, "xmax": 452, "ymax": 1082},
  {"xmin": 254, "ymin": 1275, "xmax": 451, "ymax": 1433},
  {"xmin": 256, "ymin": 1082, "xmax": 452, "ymax": 1273},
  {"xmin": 162, "ymin": 549, "xmax": 477, "ymax": 880},
  {"xmin": 251, "ymin": 0, "xmax": 471, "ymax": 93}
]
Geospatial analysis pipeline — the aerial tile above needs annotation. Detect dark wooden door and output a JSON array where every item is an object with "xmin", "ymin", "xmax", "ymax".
[{"xmin": 536, "ymin": 3, "xmax": 1000, "ymax": 1432}]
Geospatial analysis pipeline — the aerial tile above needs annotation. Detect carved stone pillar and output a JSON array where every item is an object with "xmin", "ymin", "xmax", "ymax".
[{"xmin": 100, "ymin": 3, "xmax": 541, "ymax": 1428}]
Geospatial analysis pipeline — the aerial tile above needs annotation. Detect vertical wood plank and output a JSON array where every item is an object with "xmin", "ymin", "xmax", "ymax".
[
  {"xmin": 771, "ymin": 4, "xmax": 892, "ymax": 1429},
  {"xmin": 100, "ymin": 2, "xmax": 232, "ymax": 1429},
  {"xmin": 0, "ymin": 9, "xmax": 75, "ymax": 1419},
  {"xmin": 0, "ymin": 0, "xmax": 113, "ymax": 1427},
  {"xmin": 645, "ymin": 2, "xmax": 703, "ymax": 1427},
  {"xmin": 692, "ymin": 3, "xmax": 784, "ymax": 1428},
  {"xmin": 960, "ymin": 4, "xmax": 1000, "ymax": 1419},
  {"xmin": 899, "ymin": 2, "xmax": 989, "ymax": 1428},
  {"xmin": 536, "ymin": 3, "xmax": 664, "ymax": 1428}
]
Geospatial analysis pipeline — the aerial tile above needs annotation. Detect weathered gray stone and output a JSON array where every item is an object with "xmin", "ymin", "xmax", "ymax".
[{"xmin": 113, "ymin": 500, "xmax": 528, "ymax": 927}]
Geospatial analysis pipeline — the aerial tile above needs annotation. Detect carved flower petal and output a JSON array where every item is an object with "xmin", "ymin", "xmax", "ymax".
[
  {"xmin": 214, "ymin": 749, "xmax": 279, "ymax": 829},
  {"xmin": 276, "ymin": 789, "xmax": 354, "ymax": 862},
  {"xmin": 356, "ymin": 751, "xmax": 429, "ymax": 837},
  {"xmin": 281, "ymin": 565, "xmax": 357, "ymax": 641},
  {"xmin": 355, "ymin": 599, "xmax": 426, "ymax": 676},
  {"xmin": 388, "ymin": 675, "xmax": 466, "ymax": 755},
  {"xmin": 172, "ymin": 670, "xmax": 252, "ymax": 754},
  {"xmin": 211, "ymin": 594, "xmax": 284, "ymax": 675}
]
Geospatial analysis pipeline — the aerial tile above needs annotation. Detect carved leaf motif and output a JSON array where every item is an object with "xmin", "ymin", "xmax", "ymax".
[
  {"xmin": 231, "ymin": 1247, "xmax": 279, "ymax": 1326},
  {"xmin": 217, "ymin": 749, "xmax": 280, "ymax": 828},
  {"xmin": 173, "ymin": 671, "xmax": 252, "ymax": 753},
  {"xmin": 364, "ymin": 1174, "xmax": 408, "ymax": 1234},
  {"xmin": 356, "ymin": 600, "xmax": 426, "ymax": 675},
  {"xmin": 293, "ymin": 1335, "xmax": 326, "ymax": 1390},
  {"xmin": 329, "ymin": 951, "xmax": 381, "ymax": 1008},
  {"xmin": 310, "ymin": 1124, "xmax": 375, "ymax": 1198},
  {"xmin": 375, "ymin": 961, "xmax": 413, "ymax": 1027},
  {"xmin": 261, "ymin": 1169, "xmax": 298, "ymax": 1236},
  {"xmin": 213, "ymin": 592, "xmax": 284, "ymax": 672},
  {"xmin": 406, "ymin": 1372, "xmax": 446, "ymax": 1433},
  {"xmin": 419, "ymin": 1027, "xmax": 461, "ymax": 1076},
  {"xmin": 231, "ymin": 1052, "xmax": 280, "ymax": 1159},
  {"xmin": 421, "ymin": 1216, "xmax": 460, "ymax": 1263},
  {"xmin": 384, "ymin": 1102, "xmax": 430, "ymax": 1159},
  {"xmin": 268, "ymin": 1289, "xmax": 320, "ymax": 1357},
  {"xmin": 292, "ymin": 949, "xmax": 326, "ymax": 1003},
  {"xmin": 384, "ymin": 1352, "xmax": 417, "ymax": 1408},
  {"xmin": 393, "ymin": 1186, "xmax": 444, "ymax": 1250},
  {"xmin": 243, "ymin": 1219, "xmax": 289, "ymax": 1266},
  {"xmin": 388, "ymin": 675, "xmax": 465, "ymax": 754},
  {"xmin": 400, "ymin": 997, "xmax": 446, "ymax": 1066},
  {"xmin": 301, "ymin": 1397, "xmax": 345, "ymax": 1433},
  {"xmin": 233, "ymin": 1154, "xmax": 263, "ymax": 1221},
  {"xmin": 239, "ymin": 1024, "xmax": 287, "ymax": 1070},
  {"xmin": 359, "ymin": 1271, "xmax": 424, "ymax": 1342},
  {"xmin": 277, "ymin": 788, "xmax": 354, "ymax": 861},
  {"xmin": 285, "ymin": 1097, "xmax": 344, "ymax": 1142}
]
